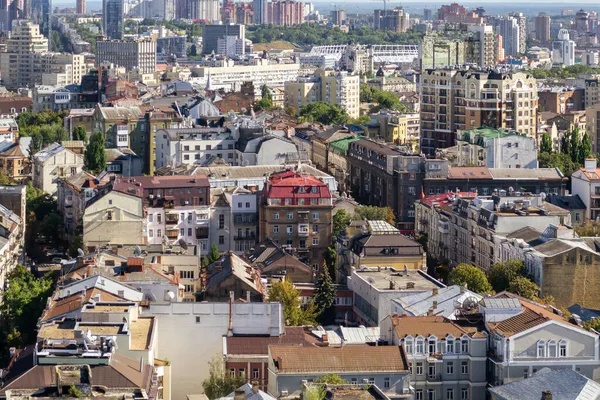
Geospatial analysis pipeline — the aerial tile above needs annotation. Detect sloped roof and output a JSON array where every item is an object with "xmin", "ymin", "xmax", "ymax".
[
  {"xmin": 98, "ymin": 106, "xmax": 143, "ymax": 120},
  {"xmin": 34, "ymin": 143, "xmax": 67, "ymax": 162},
  {"xmin": 0, "ymin": 143, "xmax": 26, "ymax": 158},
  {"xmin": 545, "ymin": 194, "xmax": 586, "ymax": 210},
  {"xmin": 269, "ymin": 345, "xmax": 407, "ymax": 374},
  {"xmin": 206, "ymin": 252, "xmax": 264, "ymax": 294},
  {"xmin": 395, "ymin": 285, "xmax": 482, "ymax": 319},
  {"xmin": 392, "ymin": 315, "xmax": 483, "ymax": 338},
  {"xmin": 217, "ymin": 383, "xmax": 277, "ymax": 400},
  {"xmin": 40, "ymin": 287, "xmax": 125, "ymax": 322},
  {"xmin": 226, "ymin": 327, "xmax": 316, "ymax": 356}
]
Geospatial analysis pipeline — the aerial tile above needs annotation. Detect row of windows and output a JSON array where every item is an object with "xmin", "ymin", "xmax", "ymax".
[
  {"xmin": 183, "ymin": 144, "xmax": 233, "ymax": 151},
  {"xmin": 537, "ymin": 339, "xmax": 568, "ymax": 358},
  {"xmin": 405, "ymin": 336, "xmax": 469, "ymax": 355},
  {"xmin": 270, "ymin": 238, "xmax": 316, "ymax": 247},
  {"xmin": 415, "ymin": 388, "xmax": 469, "ymax": 400},
  {"xmin": 274, "ymin": 212, "xmax": 320, "ymax": 220},
  {"xmin": 229, "ymin": 368, "xmax": 260, "ymax": 379},
  {"xmin": 411, "ymin": 361, "xmax": 469, "ymax": 376},
  {"xmin": 269, "ymin": 198, "xmax": 329, "ymax": 206},
  {"xmin": 149, "ymin": 212, "xmax": 209, "ymax": 223}
]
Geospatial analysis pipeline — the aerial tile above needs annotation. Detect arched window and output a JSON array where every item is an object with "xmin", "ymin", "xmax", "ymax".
[
  {"xmin": 537, "ymin": 340, "xmax": 546, "ymax": 358},
  {"xmin": 415, "ymin": 336, "xmax": 425, "ymax": 354},
  {"xmin": 461, "ymin": 336, "xmax": 469, "ymax": 354},
  {"xmin": 559, "ymin": 340, "xmax": 568, "ymax": 357},
  {"xmin": 428, "ymin": 336, "xmax": 437, "ymax": 354},
  {"xmin": 548, "ymin": 340, "xmax": 557, "ymax": 358},
  {"xmin": 446, "ymin": 335, "xmax": 455, "ymax": 354},
  {"xmin": 405, "ymin": 336, "xmax": 414, "ymax": 354}
]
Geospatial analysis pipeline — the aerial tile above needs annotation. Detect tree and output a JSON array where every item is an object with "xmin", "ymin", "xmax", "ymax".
[
  {"xmin": 360, "ymin": 84, "xmax": 377, "ymax": 103},
  {"xmin": 284, "ymin": 106, "xmax": 297, "ymax": 116},
  {"xmin": 580, "ymin": 132, "xmax": 593, "ymax": 165},
  {"xmin": 298, "ymin": 102, "xmax": 348, "ymax": 125},
  {"xmin": 538, "ymin": 152, "xmax": 578, "ymax": 177},
  {"xmin": 68, "ymin": 234, "xmax": 85, "ymax": 258},
  {"xmin": 560, "ymin": 129, "xmax": 571, "ymax": 157},
  {"xmin": 316, "ymin": 373, "xmax": 347, "ymax": 385},
  {"xmin": 569, "ymin": 127, "xmax": 580, "ymax": 162},
  {"xmin": 541, "ymin": 132, "xmax": 553, "ymax": 153},
  {"xmin": 575, "ymin": 220, "xmax": 600, "ymax": 236},
  {"xmin": 261, "ymin": 84, "xmax": 272, "ymax": 101},
  {"xmin": 332, "ymin": 210, "xmax": 352, "ymax": 240},
  {"xmin": 323, "ymin": 246, "xmax": 337, "ymax": 279},
  {"xmin": 202, "ymin": 355, "xmax": 245, "ymax": 400},
  {"xmin": 73, "ymin": 125, "xmax": 88, "ymax": 143},
  {"xmin": 487, "ymin": 260, "xmax": 525, "ymax": 293},
  {"xmin": 584, "ymin": 317, "xmax": 600, "ymax": 332},
  {"xmin": 448, "ymin": 264, "xmax": 492, "ymax": 294},
  {"xmin": 208, "ymin": 243, "xmax": 221, "ymax": 264},
  {"xmin": 253, "ymin": 97, "xmax": 274, "ymax": 111},
  {"xmin": 304, "ymin": 385, "xmax": 326, "ymax": 400},
  {"xmin": 189, "ymin": 44, "xmax": 197, "ymax": 56},
  {"xmin": 85, "ymin": 132, "xmax": 107, "ymax": 173},
  {"xmin": 314, "ymin": 267, "xmax": 336, "ymax": 325},
  {"xmin": 0, "ymin": 265, "xmax": 54, "ymax": 362},
  {"xmin": 0, "ymin": 170, "xmax": 10, "ymax": 185},
  {"xmin": 508, "ymin": 276, "xmax": 540, "ymax": 300},
  {"xmin": 354, "ymin": 205, "xmax": 395, "ymax": 225},
  {"xmin": 348, "ymin": 115, "xmax": 371, "ymax": 125},
  {"xmin": 40, "ymin": 214, "xmax": 63, "ymax": 244},
  {"xmin": 268, "ymin": 278, "xmax": 317, "ymax": 326}
]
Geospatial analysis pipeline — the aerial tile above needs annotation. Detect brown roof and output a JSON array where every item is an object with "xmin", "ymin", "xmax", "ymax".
[
  {"xmin": 448, "ymin": 167, "xmax": 492, "ymax": 179},
  {"xmin": 0, "ymin": 144, "xmax": 26, "ymax": 158},
  {"xmin": 488, "ymin": 300, "xmax": 585, "ymax": 337},
  {"xmin": 269, "ymin": 345, "xmax": 407, "ymax": 373},
  {"xmin": 226, "ymin": 327, "xmax": 316, "ymax": 355},
  {"xmin": 41, "ymin": 287, "xmax": 125, "ymax": 322},
  {"xmin": 350, "ymin": 139, "xmax": 403, "ymax": 156},
  {"xmin": 129, "ymin": 317, "xmax": 155, "ymax": 350},
  {"xmin": 392, "ymin": 316, "xmax": 483, "ymax": 338}
]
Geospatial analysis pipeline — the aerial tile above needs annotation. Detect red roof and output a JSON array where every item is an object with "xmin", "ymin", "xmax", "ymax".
[
  {"xmin": 421, "ymin": 192, "xmax": 477, "ymax": 206},
  {"xmin": 266, "ymin": 174, "xmax": 331, "ymax": 199}
]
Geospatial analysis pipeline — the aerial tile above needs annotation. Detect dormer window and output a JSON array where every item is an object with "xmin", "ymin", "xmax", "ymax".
[
  {"xmin": 298, "ymin": 187, "xmax": 306, "ymax": 193},
  {"xmin": 548, "ymin": 340, "xmax": 557, "ymax": 358},
  {"xmin": 415, "ymin": 336, "xmax": 424, "ymax": 354},
  {"xmin": 428, "ymin": 337, "xmax": 437, "ymax": 354},
  {"xmin": 537, "ymin": 340, "xmax": 546, "ymax": 358},
  {"xmin": 461, "ymin": 337, "xmax": 469, "ymax": 354},
  {"xmin": 559, "ymin": 340, "xmax": 567, "ymax": 357},
  {"xmin": 446, "ymin": 336, "xmax": 455, "ymax": 354},
  {"xmin": 405, "ymin": 336, "xmax": 413, "ymax": 354}
]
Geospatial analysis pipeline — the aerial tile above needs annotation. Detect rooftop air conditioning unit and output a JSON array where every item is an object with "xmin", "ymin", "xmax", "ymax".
[{"xmin": 281, "ymin": 391, "xmax": 289, "ymax": 396}]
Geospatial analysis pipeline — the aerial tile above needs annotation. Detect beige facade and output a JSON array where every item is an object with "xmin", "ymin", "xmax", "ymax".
[
  {"xmin": 83, "ymin": 190, "xmax": 145, "ymax": 248},
  {"xmin": 32, "ymin": 143, "xmax": 85, "ymax": 197}
]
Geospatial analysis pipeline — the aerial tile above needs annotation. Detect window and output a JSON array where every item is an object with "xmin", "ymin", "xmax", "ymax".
[
  {"xmin": 537, "ymin": 340, "xmax": 546, "ymax": 358},
  {"xmin": 416, "ymin": 362, "xmax": 423, "ymax": 375},
  {"xmin": 446, "ymin": 337, "xmax": 454, "ymax": 354},
  {"xmin": 428, "ymin": 337, "xmax": 437, "ymax": 354},
  {"xmin": 408, "ymin": 362, "xmax": 413, "ymax": 373},
  {"xmin": 559, "ymin": 340, "xmax": 567, "ymax": 357},
  {"xmin": 299, "ymin": 239, "xmax": 306, "ymax": 248},
  {"xmin": 274, "ymin": 213, "xmax": 279, "ymax": 220},
  {"xmin": 219, "ymin": 236, "xmax": 224, "ymax": 245},
  {"xmin": 246, "ymin": 202, "xmax": 250, "ymax": 208},
  {"xmin": 180, "ymin": 228, "xmax": 184, "ymax": 236},
  {"xmin": 446, "ymin": 389, "xmax": 454, "ymax": 400},
  {"xmin": 384, "ymin": 377, "xmax": 390, "ymax": 388},
  {"xmin": 461, "ymin": 389, "xmax": 468, "ymax": 400},
  {"xmin": 368, "ymin": 378, "xmax": 375, "ymax": 384},
  {"xmin": 351, "ymin": 378, "xmax": 357, "ymax": 384},
  {"xmin": 408, "ymin": 186, "xmax": 416, "ymax": 195},
  {"xmin": 180, "ymin": 213, "xmax": 185, "ymax": 221},
  {"xmin": 446, "ymin": 362, "xmax": 454, "ymax": 374},
  {"xmin": 149, "ymin": 229, "xmax": 154, "ymax": 238},
  {"xmin": 287, "ymin": 226, "xmax": 293, "ymax": 234},
  {"xmin": 195, "ymin": 316, "xmax": 201, "ymax": 323},
  {"xmin": 428, "ymin": 364, "xmax": 436, "ymax": 378},
  {"xmin": 523, "ymin": 369, "xmax": 528, "ymax": 379},
  {"xmin": 461, "ymin": 361, "xmax": 468, "ymax": 375},
  {"xmin": 285, "ymin": 198, "xmax": 291, "ymax": 205},
  {"xmin": 219, "ymin": 214, "xmax": 225, "ymax": 229},
  {"xmin": 107, "ymin": 211, "xmax": 113, "ymax": 220},
  {"xmin": 405, "ymin": 337, "xmax": 413, "ymax": 354},
  {"xmin": 238, "ymin": 369, "xmax": 245, "ymax": 378},
  {"xmin": 238, "ymin": 202, "xmax": 242, "ymax": 208},
  {"xmin": 548, "ymin": 340, "xmax": 557, "ymax": 358},
  {"xmin": 188, "ymin": 228, "xmax": 192, "ymax": 236},
  {"xmin": 313, "ymin": 212, "xmax": 319, "ymax": 220},
  {"xmin": 252, "ymin": 369, "xmax": 259, "ymax": 379},
  {"xmin": 273, "ymin": 226, "xmax": 279, "ymax": 233},
  {"xmin": 157, "ymin": 229, "xmax": 162, "ymax": 237},
  {"xmin": 415, "ymin": 390, "xmax": 423, "ymax": 400},
  {"xmin": 312, "ymin": 238, "xmax": 319, "ymax": 245},
  {"xmin": 148, "ymin": 214, "xmax": 153, "ymax": 222},
  {"xmin": 416, "ymin": 337, "xmax": 424, "ymax": 354},
  {"xmin": 428, "ymin": 389, "xmax": 436, "ymax": 400},
  {"xmin": 229, "ymin": 369, "xmax": 235, "ymax": 377},
  {"xmin": 287, "ymin": 213, "xmax": 293, "ymax": 219},
  {"xmin": 461, "ymin": 338, "xmax": 469, "ymax": 353},
  {"xmin": 157, "ymin": 214, "xmax": 162, "ymax": 223}
]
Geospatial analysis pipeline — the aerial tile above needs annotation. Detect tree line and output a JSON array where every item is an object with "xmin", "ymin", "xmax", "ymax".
[{"xmin": 538, "ymin": 128, "xmax": 592, "ymax": 177}]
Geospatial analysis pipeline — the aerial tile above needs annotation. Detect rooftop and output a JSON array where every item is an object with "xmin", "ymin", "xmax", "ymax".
[
  {"xmin": 225, "ymin": 327, "xmax": 316, "ymax": 355},
  {"xmin": 269, "ymin": 345, "xmax": 407, "ymax": 374},
  {"xmin": 349, "ymin": 139, "xmax": 405, "ymax": 156},
  {"xmin": 392, "ymin": 315, "xmax": 484, "ymax": 338},
  {"xmin": 353, "ymin": 267, "xmax": 444, "ymax": 292}
]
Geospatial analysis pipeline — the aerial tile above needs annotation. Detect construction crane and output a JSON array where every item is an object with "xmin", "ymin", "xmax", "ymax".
[{"xmin": 374, "ymin": 0, "xmax": 389, "ymax": 13}]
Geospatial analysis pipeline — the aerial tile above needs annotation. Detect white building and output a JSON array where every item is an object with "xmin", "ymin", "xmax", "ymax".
[
  {"xmin": 216, "ymin": 36, "xmax": 245, "ymax": 57},
  {"xmin": 0, "ymin": 202, "xmax": 24, "ymax": 305},
  {"xmin": 32, "ymin": 143, "xmax": 85, "ymax": 197},
  {"xmin": 96, "ymin": 38, "xmax": 157, "ymax": 73},
  {"xmin": 196, "ymin": 62, "xmax": 304, "ymax": 90},
  {"xmin": 552, "ymin": 29, "xmax": 576, "ymax": 66},
  {"xmin": 572, "ymin": 159, "xmax": 600, "ymax": 220}
]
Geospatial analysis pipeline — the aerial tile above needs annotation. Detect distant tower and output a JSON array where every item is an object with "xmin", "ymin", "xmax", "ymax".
[
  {"xmin": 102, "ymin": 0, "xmax": 123, "ymax": 39},
  {"xmin": 31, "ymin": 0, "xmax": 51, "ymax": 39},
  {"xmin": 76, "ymin": 0, "xmax": 85, "ymax": 14}
]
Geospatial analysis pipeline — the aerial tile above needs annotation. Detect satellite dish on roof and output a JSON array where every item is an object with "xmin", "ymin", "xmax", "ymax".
[
  {"xmin": 177, "ymin": 238, "xmax": 188, "ymax": 251},
  {"xmin": 133, "ymin": 245, "xmax": 142, "ymax": 256},
  {"xmin": 540, "ymin": 192, "xmax": 547, "ymax": 200},
  {"xmin": 77, "ymin": 248, "xmax": 85, "ymax": 257}
]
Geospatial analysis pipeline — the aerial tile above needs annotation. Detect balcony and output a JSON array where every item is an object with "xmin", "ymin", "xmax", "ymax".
[
  {"xmin": 196, "ymin": 227, "xmax": 209, "ymax": 239},
  {"xmin": 297, "ymin": 212, "xmax": 309, "ymax": 222},
  {"xmin": 234, "ymin": 233, "xmax": 256, "ymax": 241},
  {"xmin": 427, "ymin": 374, "xmax": 442, "ymax": 382},
  {"xmin": 166, "ymin": 213, "xmax": 179, "ymax": 225},
  {"xmin": 298, "ymin": 224, "xmax": 310, "ymax": 237},
  {"xmin": 166, "ymin": 229, "xmax": 179, "ymax": 239}
]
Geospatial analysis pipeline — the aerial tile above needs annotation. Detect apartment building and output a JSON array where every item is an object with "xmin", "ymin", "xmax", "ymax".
[
  {"xmin": 202, "ymin": 24, "xmax": 245, "ymax": 55},
  {"xmin": 391, "ymin": 285, "xmax": 483, "ymax": 320},
  {"xmin": 414, "ymin": 193, "xmax": 571, "ymax": 271},
  {"xmin": 33, "ymin": 85, "xmax": 99, "ymax": 113},
  {"xmin": 196, "ymin": 62, "xmax": 303, "ymax": 90},
  {"xmin": 310, "ymin": 126, "xmax": 354, "ymax": 171},
  {"xmin": 32, "ymin": 143, "xmax": 85, "ymax": 197},
  {"xmin": 484, "ymin": 295, "xmax": 600, "ymax": 386},
  {"xmin": 420, "ymin": 68, "xmax": 538, "ymax": 156},
  {"xmin": 265, "ymin": 0, "xmax": 305, "ymax": 26},
  {"xmin": 285, "ymin": 69, "xmax": 360, "ymax": 118},
  {"xmin": 368, "ymin": 111, "xmax": 420, "ymax": 149},
  {"xmin": 374, "ymin": 7, "xmax": 410, "ymax": 33},
  {"xmin": 387, "ymin": 315, "xmax": 488, "ymax": 400},
  {"xmin": 326, "ymin": 136, "xmax": 363, "ymax": 193},
  {"xmin": 0, "ymin": 201, "xmax": 24, "ymax": 305},
  {"xmin": 96, "ymin": 38, "xmax": 157, "ymax": 73},
  {"xmin": 0, "ymin": 143, "xmax": 28, "ymax": 183},
  {"xmin": 258, "ymin": 170, "xmax": 333, "ymax": 270},
  {"xmin": 571, "ymin": 159, "xmax": 600, "ymax": 220},
  {"xmin": 498, "ymin": 225, "xmax": 600, "ymax": 309},
  {"xmin": 57, "ymin": 171, "xmax": 100, "ymax": 237},
  {"xmin": 347, "ymin": 139, "xmax": 426, "ymax": 231},
  {"xmin": 347, "ymin": 266, "xmax": 445, "ymax": 326}
]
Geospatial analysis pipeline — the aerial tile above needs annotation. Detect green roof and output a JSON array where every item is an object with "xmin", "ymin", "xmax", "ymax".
[
  {"xmin": 460, "ymin": 127, "xmax": 525, "ymax": 146},
  {"xmin": 328, "ymin": 136, "xmax": 364, "ymax": 156}
]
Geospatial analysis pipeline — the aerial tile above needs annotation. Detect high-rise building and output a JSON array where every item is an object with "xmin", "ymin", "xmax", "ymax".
[
  {"xmin": 253, "ymin": 0, "xmax": 266, "ymax": 23},
  {"xmin": 535, "ymin": 13, "xmax": 551, "ymax": 42},
  {"xmin": 330, "ymin": 9, "xmax": 346, "ymax": 25},
  {"xmin": 420, "ymin": 68, "xmax": 538, "ymax": 156},
  {"xmin": 0, "ymin": 20, "xmax": 48, "ymax": 88},
  {"xmin": 31, "ymin": 0, "xmax": 51, "ymax": 38},
  {"xmin": 189, "ymin": 0, "xmax": 220, "ymax": 21},
  {"xmin": 509, "ymin": 12, "xmax": 526, "ymax": 55},
  {"xmin": 234, "ymin": 3, "xmax": 253, "ymax": 24},
  {"xmin": 467, "ymin": 24, "xmax": 496, "ymax": 67},
  {"xmin": 202, "ymin": 24, "xmax": 244, "ymax": 55},
  {"xmin": 495, "ymin": 17, "xmax": 520, "ymax": 57},
  {"xmin": 423, "ymin": 8, "xmax": 432, "ymax": 21},
  {"xmin": 266, "ymin": 0, "xmax": 305, "ymax": 26},
  {"xmin": 96, "ymin": 38, "xmax": 156, "ymax": 73},
  {"xmin": 0, "ymin": 0, "xmax": 20, "ymax": 31},
  {"xmin": 552, "ymin": 29, "xmax": 576, "ymax": 66},
  {"xmin": 575, "ymin": 9, "xmax": 589, "ymax": 34},
  {"xmin": 103, "ymin": 0, "xmax": 123, "ymax": 40},
  {"xmin": 76, "ymin": 0, "xmax": 85, "ymax": 13},
  {"xmin": 374, "ymin": 7, "xmax": 409, "ymax": 33}
]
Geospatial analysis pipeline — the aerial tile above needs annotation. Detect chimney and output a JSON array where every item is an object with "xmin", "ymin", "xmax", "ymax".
[
  {"xmin": 432, "ymin": 301, "xmax": 438, "ymax": 309},
  {"xmin": 541, "ymin": 390, "xmax": 552, "ymax": 400},
  {"xmin": 322, "ymin": 333, "xmax": 329, "ymax": 346},
  {"xmin": 234, "ymin": 389, "xmax": 246, "ymax": 400},
  {"xmin": 432, "ymin": 288, "xmax": 439, "ymax": 296},
  {"xmin": 252, "ymin": 382, "xmax": 259, "ymax": 394},
  {"xmin": 585, "ymin": 158, "xmax": 597, "ymax": 173},
  {"xmin": 427, "ymin": 308, "xmax": 434, "ymax": 316},
  {"xmin": 460, "ymin": 283, "xmax": 467, "ymax": 293}
]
